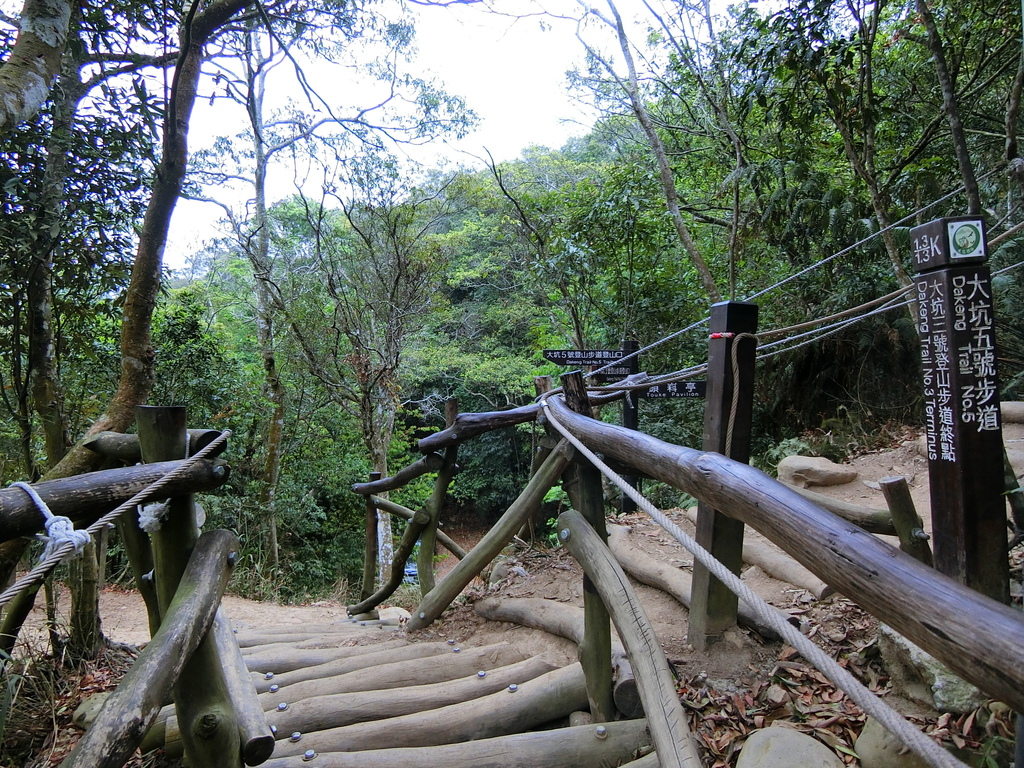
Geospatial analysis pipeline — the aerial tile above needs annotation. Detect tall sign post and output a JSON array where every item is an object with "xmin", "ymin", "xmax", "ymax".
[
  {"xmin": 688, "ymin": 301, "xmax": 758, "ymax": 649},
  {"xmin": 911, "ymin": 216, "xmax": 1009, "ymax": 603},
  {"xmin": 620, "ymin": 339, "xmax": 640, "ymax": 514}
]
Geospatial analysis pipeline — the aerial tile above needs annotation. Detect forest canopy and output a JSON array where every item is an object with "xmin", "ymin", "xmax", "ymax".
[{"xmin": 0, "ymin": 0, "xmax": 1022, "ymax": 601}]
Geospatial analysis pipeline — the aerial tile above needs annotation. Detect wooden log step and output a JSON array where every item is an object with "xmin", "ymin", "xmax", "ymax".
[
  {"xmin": 250, "ymin": 641, "xmax": 446, "ymax": 693},
  {"xmin": 268, "ymin": 654, "xmax": 559, "ymax": 737},
  {"xmin": 260, "ymin": 642, "xmax": 528, "ymax": 704},
  {"xmin": 239, "ymin": 632, "xmax": 402, "ymax": 655},
  {"xmin": 473, "ymin": 596, "xmax": 641, "ymax": 718},
  {"xmin": 258, "ymin": 718, "xmax": 652, "ymax": 768},
  {"xmin": 607, "ymin": 525, "xmax": 799, "ymax": 641},
  {"xmin": 244, "ymin": 637, "xmax": 406, "ymax": 675},
  {"xmin": 158, "ymin": 655, "xmax": 562, "ymax": 757},
  {"xmin": 270, "ymin": 662, "xmax": 588, "ymax": 757},
  {"xmin": 236, "ymin": 625, "xmax": 399, "ymax": 649}
]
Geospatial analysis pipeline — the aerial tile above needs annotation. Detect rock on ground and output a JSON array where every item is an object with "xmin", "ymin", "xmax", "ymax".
[
  {"xmin": 854, "ymin": 717, "xmax": 930, "ymax": 768},
  {"xmin": 777, "ymin": 455, "xmax": 858, "ymax": 488},
  {"xmin": 735, "ymin": 724, "xmax": 845, "ymax": 768}
]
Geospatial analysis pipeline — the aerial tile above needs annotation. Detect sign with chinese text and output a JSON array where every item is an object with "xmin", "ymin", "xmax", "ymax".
[
  {"xmin": 542, "ymin": 349, "xmax": 636, "ymax": 381},
  {"xmin": 636, "ymin": 380, "xmax": 707, "ymax": 399},
  {"xmin": 911, "ymin": 215, "xmax": 1008, "ymax": 601},
  {"xmin": 912, "ymin": 216, "xmax": 987, "ymax": 272}
]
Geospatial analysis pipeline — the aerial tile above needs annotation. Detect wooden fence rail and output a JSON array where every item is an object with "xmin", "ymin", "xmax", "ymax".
[{"xmin": 542, "ymin": 394, "xmax": 1024, "ymax": 713}]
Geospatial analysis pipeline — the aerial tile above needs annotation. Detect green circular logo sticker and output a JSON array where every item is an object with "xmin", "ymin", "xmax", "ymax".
[{"xmin": 947, "ymin": 221, "xmax": 984, "ymax": 259}]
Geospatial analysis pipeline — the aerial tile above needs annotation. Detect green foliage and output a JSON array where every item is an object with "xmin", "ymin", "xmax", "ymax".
[{"xmin": 0, "ymin": 651, "xmax": 22, "ymax": 746}]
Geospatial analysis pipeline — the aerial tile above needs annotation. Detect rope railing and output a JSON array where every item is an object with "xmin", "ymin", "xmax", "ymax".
[
  {"xmin": 539, "ymin": 398, "xmax": 967, "ymax": 768},
  {"xmin": 0, "ymin": 430, "xmax": 232, "ymax": 612}
]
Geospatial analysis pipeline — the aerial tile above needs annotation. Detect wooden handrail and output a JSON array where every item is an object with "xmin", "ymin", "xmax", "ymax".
[
  {"xmin": 0, "ymin": 459, "xmax": 228, "ymax": 542},
  {"xmin": 544, "ymin": 395, "xmax": 1024, "ymax": 712}
]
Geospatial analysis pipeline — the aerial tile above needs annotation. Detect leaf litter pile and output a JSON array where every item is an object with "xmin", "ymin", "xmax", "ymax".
[{"xmin": 677, "ymin": 596, "xmax": 1017, "ymax": 767}]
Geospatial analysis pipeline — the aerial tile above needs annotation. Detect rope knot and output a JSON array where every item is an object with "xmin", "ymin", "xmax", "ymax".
[{"xmin": 11, "ymin": 481, "xmax": 91, "ymax": 562}]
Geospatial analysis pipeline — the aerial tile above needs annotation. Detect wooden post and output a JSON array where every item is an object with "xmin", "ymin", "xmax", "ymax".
[
  {"xmin": 349, "ymin": 508, "xmax": 432, "ymax": 616},
  {"xmin": 558, "ymin": 509, "xmax": 703, "ymax": 768},
  {"xmin": 879, "ymin": 476, "xmax": 933, "ymax": 566},
  {"xmin": 688, "ymin": 301, "xmax": 758, "ymax": 649},
  {"xmin": 405, "ymin": 441, "xmax": 574, "ymax": 632},
  {"xmin": 543, "ymin": 395, "xmax": 1024, "ymax": 712},
  {"xmin": 620, "ymin": 339, "xmax": 640, "ymax": 514},
  {"xmin": 517, "ymin": 376, "xmax": 555, "ymax": 541},
  {"xmin": 419, "ymin": 399, "xmax": 459, "ymax": 595},
  {"xmin": 911, "ymin": 217, "xmax": 1009, "ymax": 603},
  {"xmin": 360, "ymin": 471, "xmax": 381, "ymax": 601},
  {"xmin": 60, "ymin": 529, "xmax": 238, "ymax": 768},
  {"xmin": 560, "ymin": 371, "xmax": 614, "ymax": 723},
  {"xmin": 136, "ymin": 406, "xmax": 241, "ymax": 768}
]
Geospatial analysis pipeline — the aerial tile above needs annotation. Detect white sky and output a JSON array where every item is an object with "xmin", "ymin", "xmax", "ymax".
[{"xmin": 165, "ymin": 1, "xmax": 649, "ymax": 268}]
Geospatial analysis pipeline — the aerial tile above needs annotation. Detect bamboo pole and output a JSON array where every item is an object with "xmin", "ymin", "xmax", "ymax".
[
  {"xmin": 559, "ymin": 509, "xmax": 703, "ymax": 768},
  {"xmin": 59, "ymin": 529, "xmax": 237, "ymax": 768},
  {"xmin": 256, "ymin": 718, "xmax": 652, "ymax": 768},
  {"xmin": 405, "ymin": 440, "xmax": 574, "ymax": 632},
  {"xmin": 544, "ymin": 395, "xmax": 1024, "ymax": 712}
]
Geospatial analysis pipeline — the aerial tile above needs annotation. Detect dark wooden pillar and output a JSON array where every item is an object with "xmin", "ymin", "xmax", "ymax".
[
  {"xmin": 688, "ymin": 301, "xmax": 758, "ymax": 649},
  {"xmin": 561, "ymin": 370, "xmax": 614, "ymax": 722},
  {"xmin": 360, "ymin": 471, "xmax": 381, "ymax": 602},
  {"xmin": 620, "ymin": 339, "xmax": 640, "ymax": 514},
  {"xmin": 911, "ymin": 216, "xmax": 1009, "ymax": 603}
]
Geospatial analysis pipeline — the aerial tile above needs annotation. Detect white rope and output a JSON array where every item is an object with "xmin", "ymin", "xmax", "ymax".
[
  {"xmin": 540, "ymin": 400, "xmax": 967, "ymax": 768},
  {"xmin": 10, "ymin": 481, "xmax": 92, "ymax": 563},
  {"xmin": 0, "ymin": 430, "xmax": 232, "ymax": 611},
  {"xmin": 136, "ymin": 433, "xmax": 190, "ymax": 534},
  {"xmin": 137, "ymin": 501, "xmax": 170, "ymax": 534}
]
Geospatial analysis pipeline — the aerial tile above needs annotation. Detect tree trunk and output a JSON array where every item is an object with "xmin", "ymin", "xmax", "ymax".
[
  {"xmin": 242, "ymin": 33, "xmax": 283, "ymax": 574},
  {"xmin": 0, "ymin": 0, "xmax": 75, "ymax": 135},
  {"xmin": 47, "ymin": 0, "xmax": 254, "ymax": 482},
  {"xmin": 600, "ymin": 0, "xmax": 721, "ymax": 303},
  {"xmin": 916, "ymin": 0, "xmax": 981, "ymax": 214}
]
